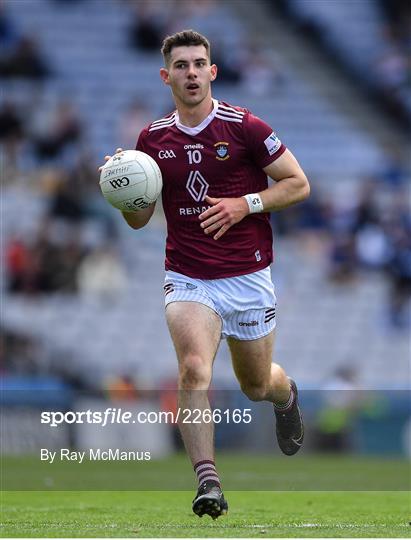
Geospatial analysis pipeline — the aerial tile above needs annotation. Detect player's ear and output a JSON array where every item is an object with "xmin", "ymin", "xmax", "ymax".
[
  {"xmin": 160, "ymin": 67, "xmax": 170, "ymax": 85},
  {"xmin": 210, "ymin": 64, "xmax": 217, "ymax": 82}
]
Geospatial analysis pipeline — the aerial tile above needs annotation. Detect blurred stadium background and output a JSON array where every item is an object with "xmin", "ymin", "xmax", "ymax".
[{"xmin": 1, "ymin": 0, "xmax": 410, "ymax": 469}]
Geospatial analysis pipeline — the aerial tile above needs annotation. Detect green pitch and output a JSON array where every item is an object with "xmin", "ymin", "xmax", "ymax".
[
  {"xmin": 1, "ymin": 454, "xmax": 410, "ymax": 537},
  {"xmin": 1, "ymin": 490, "xmax": 409, "ymax": 537}
]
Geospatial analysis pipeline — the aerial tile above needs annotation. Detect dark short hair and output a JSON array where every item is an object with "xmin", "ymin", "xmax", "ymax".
[{"xmin": 161, "ymin": 29, "xmax": 211, "ymax": 66}]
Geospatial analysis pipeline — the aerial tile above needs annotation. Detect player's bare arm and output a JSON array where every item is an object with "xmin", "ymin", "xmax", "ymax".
[
  {"xmin": 260, "ymin": 149, "xmax": 310, "ymax": 211},
  {"xmin": 98, "ymin": 147, "xmax": 156, "ymax": 229},
  {"xmin": 199, "ymin": 149, "xmax": 309, "ymax": 240},
  {"xmin": 120, "ymin": 203, "xmax": 156, "ymax": 229}
]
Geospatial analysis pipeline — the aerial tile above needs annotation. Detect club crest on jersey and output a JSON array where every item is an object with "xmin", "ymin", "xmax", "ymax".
[{"xmin": 214, "ymin": 141, "xmax": 230, "ymax": 161}]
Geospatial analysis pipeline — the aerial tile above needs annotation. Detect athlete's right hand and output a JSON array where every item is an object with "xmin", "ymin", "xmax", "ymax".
[{"xmin": 98, "ymin": 147, "xmax": 123, "ymax": 172}]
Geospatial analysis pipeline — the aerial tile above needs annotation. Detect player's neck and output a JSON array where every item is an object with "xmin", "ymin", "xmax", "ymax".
[{"xmin": 176, "ymin": 97, "xmax": 214, "ymax": 128}]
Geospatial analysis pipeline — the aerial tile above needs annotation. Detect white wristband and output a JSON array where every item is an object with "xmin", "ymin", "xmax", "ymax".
[{"xmin": 243, "ymin": 193, "xmax": 264, "ymax": 214}]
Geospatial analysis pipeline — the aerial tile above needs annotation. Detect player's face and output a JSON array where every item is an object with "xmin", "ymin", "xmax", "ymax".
[{"xmin": 160, "ymin": 45, "xmax": 217, "ymax": 108}]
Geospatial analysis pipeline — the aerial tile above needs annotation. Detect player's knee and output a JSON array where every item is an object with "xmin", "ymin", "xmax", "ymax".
[
  {"xmin": 241, "ymin": 383, "xmax": 267, "ymax": 402},
  {"xmin": 179, "ymin": 355, "xmax": 211, "ymax": 390}
]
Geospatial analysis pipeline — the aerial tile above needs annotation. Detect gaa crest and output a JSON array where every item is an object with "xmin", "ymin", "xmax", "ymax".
[{"xmin": 214, "ymin": 141, "xmax": 230, "ymax": 161}]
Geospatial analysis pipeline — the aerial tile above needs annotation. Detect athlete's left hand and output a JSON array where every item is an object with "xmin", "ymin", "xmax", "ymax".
[{"xmin": 199, "ymin": 196, "xmax": 249, "ymax": 240}]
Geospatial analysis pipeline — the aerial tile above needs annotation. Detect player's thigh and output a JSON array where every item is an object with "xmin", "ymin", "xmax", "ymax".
[
  {"xmin": 166, "ymin": 301, "xmax": 222, "ymax": 365},
  {"xmin": 227, "ymin": 330, "xmax": 275, "ymax": 387}
]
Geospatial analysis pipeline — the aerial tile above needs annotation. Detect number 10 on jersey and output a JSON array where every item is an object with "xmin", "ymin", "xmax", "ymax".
[{"xmin": 187, "ymin": 150, "xmax": 202, "ymax": 164}]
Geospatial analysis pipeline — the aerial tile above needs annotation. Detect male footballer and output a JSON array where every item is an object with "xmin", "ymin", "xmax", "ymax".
[{"xmin": 102, "ymin": 29, "xmax": 309, "ymax": 519}]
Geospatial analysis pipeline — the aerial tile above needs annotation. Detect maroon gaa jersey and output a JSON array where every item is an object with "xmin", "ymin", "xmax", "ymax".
[{"xmin": 136, "ymin": 99, "xmax": 286, "ymax": 279}]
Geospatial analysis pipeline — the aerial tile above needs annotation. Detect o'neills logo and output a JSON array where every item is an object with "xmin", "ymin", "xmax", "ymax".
[
  {"xmin": 239, "ymin": 321, "xmax": 258, "ymax": 327},
  {"xmin": 184, "ymin": 144, "xmax": 204, "ymax": 150}
]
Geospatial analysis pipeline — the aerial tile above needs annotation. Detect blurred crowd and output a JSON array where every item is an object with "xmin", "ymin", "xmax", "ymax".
[
  {"xmin": 274, "ymin": 0, "xmax": 411, "ymax": 127},
  {"xmin": 127, "ymin": 0, "xmax": 285, "ymax": 94},
  {"xmin": 273, "ymin": 173, "xmax": 410, "ymax": 331},
  {"xmin": 0, "ymin": 0, "xmax": 50, "ymax": 80},
  {"xmin": 376, "ymin": 0, "xmax": 411, "ymax": 121}
]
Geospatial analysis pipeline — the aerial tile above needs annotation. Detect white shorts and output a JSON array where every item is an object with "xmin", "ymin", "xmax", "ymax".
[{"xmin": 164, "ymin": 267, "xmax": 277, "ymax": 340}]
